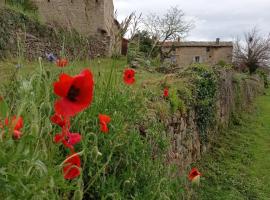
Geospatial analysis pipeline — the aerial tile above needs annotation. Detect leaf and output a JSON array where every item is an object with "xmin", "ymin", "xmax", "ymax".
[{"xmin": 0, "ymin": 97, "xmax": 9, "ymax": 119}]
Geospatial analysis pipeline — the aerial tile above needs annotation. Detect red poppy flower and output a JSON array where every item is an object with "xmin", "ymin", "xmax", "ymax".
[
  {"xmin": 123, "ymin": 69, "xmax": 135, "ymax": 85},
  {"xmin": 99, "ymin": 114, "xmax": 111, "ymax": 133},
  {"xmin": 164, "ymin": 88, "xmax": 169, "ymax": 97},
  {"xmin": 54, "ymin": 131, "xmax": 81, "ymax": 149},
  {"xmin": 54, "ymin": 69, "xmax": 94, "ymax": 117},
  {"xmin": 63, "ymin": 153, "xmax": 81, "ymax": 180},
  {"xmin": 56, "ymin": 58, "xmax": 68, "ymax": 67},
  {"xmin": 188, "ymin": 168, "xmax": 202, "ymax": 182},
  {"xmin": 5, "ymin": 116, "xmax": 24, "ymax": 139},
  {"xmin": 50, "ymin": 113, "xmax": 67, "ymax": 127}
]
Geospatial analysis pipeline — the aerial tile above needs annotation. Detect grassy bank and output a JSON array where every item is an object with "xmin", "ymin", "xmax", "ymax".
[
  {"xmin": 0, "ymin": 58, "xmax": 185, "ymax": 199},
  {"xmin": 187, "ymin": 89, "xmax": 270, "ymax": 199}
]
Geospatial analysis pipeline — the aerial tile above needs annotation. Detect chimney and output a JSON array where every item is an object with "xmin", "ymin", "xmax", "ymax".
[{"xmin": 216, "ymin": 38, "xmax": 220, "ymax": 45}]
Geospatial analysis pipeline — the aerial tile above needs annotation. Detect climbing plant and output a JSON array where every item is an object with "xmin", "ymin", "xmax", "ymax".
[{"xmin": 190, "ymin": 64, "xmax": 218, "ymax": 143}]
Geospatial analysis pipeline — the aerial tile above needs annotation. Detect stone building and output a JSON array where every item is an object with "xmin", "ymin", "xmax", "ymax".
[
  {"xmin": 163, "ymin": 38, "xmax": 233, "ymax": 67},
  {"xmin": 31, "ymin": 0, "xmax": 120, "ymax": 56}
]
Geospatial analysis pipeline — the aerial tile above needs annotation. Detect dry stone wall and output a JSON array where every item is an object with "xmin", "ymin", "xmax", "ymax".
[{"xmin": 149, "ymin": 69, "xmax": 264, "ymax": 174}]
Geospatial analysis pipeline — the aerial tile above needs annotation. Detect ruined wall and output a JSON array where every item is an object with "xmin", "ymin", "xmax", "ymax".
[{"xmin": 174, "ymin": 46, "xmax": 233, "ymax": 67}]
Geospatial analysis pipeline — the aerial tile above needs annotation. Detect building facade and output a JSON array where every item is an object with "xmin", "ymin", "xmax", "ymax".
[
  {"xmin": 31, "ymin": 0, "xmax": 120, "ymax": 56},
  {"xmin": 163, "ymin": 39, "xmax": 233, "ymax": 67}
]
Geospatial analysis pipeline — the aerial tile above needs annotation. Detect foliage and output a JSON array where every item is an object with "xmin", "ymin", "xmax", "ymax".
[
  {"xmin": 133, "ymin": 31, "xmax": 159, "ymax": 58},
  {"xmin": 189, "ymin": 64, "xmax": 218, "ymax": 143},
  {"xmin": 169, "ymin": 88, "xmax": 186, "ymax": 114},
  {"xmin": 187, "ymin": 91, "xmax": 270, "ymax": 199},
  {"xmin": 6, "ymin": 0, "xmax": 38, "ymax": 13},
  {"xmin": 0, "ymin": 59, "xmax": 183, "ymax": 199},
  {"xmin": 256, "ymin": 69, "xmax": 269, "ymax": 88}
]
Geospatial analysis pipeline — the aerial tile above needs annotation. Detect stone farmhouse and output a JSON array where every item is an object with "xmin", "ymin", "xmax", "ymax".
[
  {"xmin": 163, "ymin": 38, "xmax": 233, "ymax": 67},
  {"xmin": 31, "ymin": 0, "xmax": 120, "ymax": 56}
]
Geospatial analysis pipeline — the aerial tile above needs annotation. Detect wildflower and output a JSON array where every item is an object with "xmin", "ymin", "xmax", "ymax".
[
  {"xmin": 123, "ymin": 69, "xmax": 135, "ymax": 85},
  {"xmin": 188, "ymin": 168, "xmax": 202, "ymax": 184},
  {"xmin": 46, "ymin": 52, "xmax": 57, "ymax": 62},
  {"xmin": 164, "ymin": 88, "xmax": 169, "ymax": 97},
  {"xmin": 50, "ymin": 113, "xmax": 66, "ymax": 128},
  {"xmin": 53, "ymin": 69, "xmax": 94, "ymax": 117},
  {"xmin": 5, "ymin": 116, "xmax": 24, "ymax": 139},
  {"xmin": 56, "ymin": 58, "xmax": 68, "ymax": 67},
  {"xmin": 63, "ymin": 153, "xmax": 81, "ymax": 180},
  {"xmin": 54, "ymin": 130, "xmax": 82, "ymax": 149},
  {"xmin": 99, "ymin": 114, "xmax": 111, "ymax": 133}
]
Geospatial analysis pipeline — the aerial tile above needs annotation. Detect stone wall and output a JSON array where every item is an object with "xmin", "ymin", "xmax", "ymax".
[
  {"xmin": 148, "ymin": 69, "xmax": 264, "ymax": 174},
  {"xmin": 0, "ymin": 7, "xmax": 109, "ymax": 60}
]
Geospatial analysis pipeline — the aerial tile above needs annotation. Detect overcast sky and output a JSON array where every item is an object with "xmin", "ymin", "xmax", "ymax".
[{"xmin": 114, "ymin": 0, "xmax": 270, "ymax": 41}]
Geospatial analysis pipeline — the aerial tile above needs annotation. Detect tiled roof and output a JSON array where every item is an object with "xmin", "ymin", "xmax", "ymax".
[{"xmin": 163, "ymin": 41, "xmax": 233, "ymax": 47}]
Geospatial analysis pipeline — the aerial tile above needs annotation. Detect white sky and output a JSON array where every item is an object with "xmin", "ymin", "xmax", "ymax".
[{"xmin": 114, "ymin": 0, "xmax": 270, "ymax": 41}]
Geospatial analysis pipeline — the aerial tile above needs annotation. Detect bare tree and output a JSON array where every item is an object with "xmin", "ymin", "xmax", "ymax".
[
  {"xmin": 143, "ymin": 6, "xmax": 194, "ymax": 61},
  {"xmin": 234, "ymin": 28, "xmax": 270, "ymax": 74}
]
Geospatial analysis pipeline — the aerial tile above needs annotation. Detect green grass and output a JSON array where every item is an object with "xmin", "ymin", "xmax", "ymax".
[
  {"xmin": 0, "ymin": 58, "xmax": 184, "ymax": 199},
  {"xmin": 187, "ymin": 89, "xmax": 270, "ymax": 200}
]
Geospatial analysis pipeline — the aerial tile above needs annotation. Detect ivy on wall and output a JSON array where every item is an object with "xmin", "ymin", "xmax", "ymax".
[{"xmin": 190, "ymin": 65, "xmax": 218, "ymax": 143}]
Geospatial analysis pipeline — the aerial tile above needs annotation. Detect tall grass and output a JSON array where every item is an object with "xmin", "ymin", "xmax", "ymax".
[{"xmin": 0, "ymin": 57, "xmax": 183, "ymax": 199}]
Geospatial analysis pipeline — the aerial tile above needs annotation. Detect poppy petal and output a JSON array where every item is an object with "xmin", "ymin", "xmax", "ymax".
[
  {"xmin": 63, "ymin": 154, "xmax": 81, "ymax": 180},
  {"xmin": 68, "ymin": 133, "xmax": 81, "ymax": 145},
  {"xmin": 54, "ymin": 74, "xmax": 74, "ymax": 98},
  {"xmin": 54, "ymin": 133, "xmax": 64, "ymax": 143}
]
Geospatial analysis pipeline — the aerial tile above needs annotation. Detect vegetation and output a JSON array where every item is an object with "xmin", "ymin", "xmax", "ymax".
[
  {"xmin": 186, "ymin": 89, "xmax": 270, "ymax": 199},
  {"xmin": 234, "ymin": 28, "xmax": 270, "ymax": 74},
  {"xmin": 6, "ymin": 0, "xmax": 38, "ymax": 13},
  {"xmin": 0, "ymin": 58, "xmax": 186, "ymax": 199},
  {"xmin": 185, "ymin": 64, "xmax": 218, "ymax": 143}
]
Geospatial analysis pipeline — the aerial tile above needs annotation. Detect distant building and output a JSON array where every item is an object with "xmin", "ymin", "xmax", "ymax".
[
  {"xmin": 31, "ymin": 0, "xmax": 120, "ymax": 56},
  {"xmin": 163, "ymin": 38, "xmax": 233, "ymax": 67}
]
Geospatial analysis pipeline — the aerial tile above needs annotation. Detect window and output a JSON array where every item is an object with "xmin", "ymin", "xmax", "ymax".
[
  {"xmin": 195, "ymin": 56, "xmax": 200, "ymax": 63},
  {"xmin": 206, "ymin": 47, "xmax": 210, "ymax": 52}
]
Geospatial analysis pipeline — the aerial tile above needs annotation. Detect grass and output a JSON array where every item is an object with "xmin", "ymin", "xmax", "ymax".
[
  {"xmin": 1, "ymin": 56, "xmax": 269, "ymax": 199},
  {"xmin": 187, "ymin": 89, "xmax": 270, "ymax": 199},
  {"xmin": 0, "ymin": 57, "xmax": 184, "ymax": 199}
]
